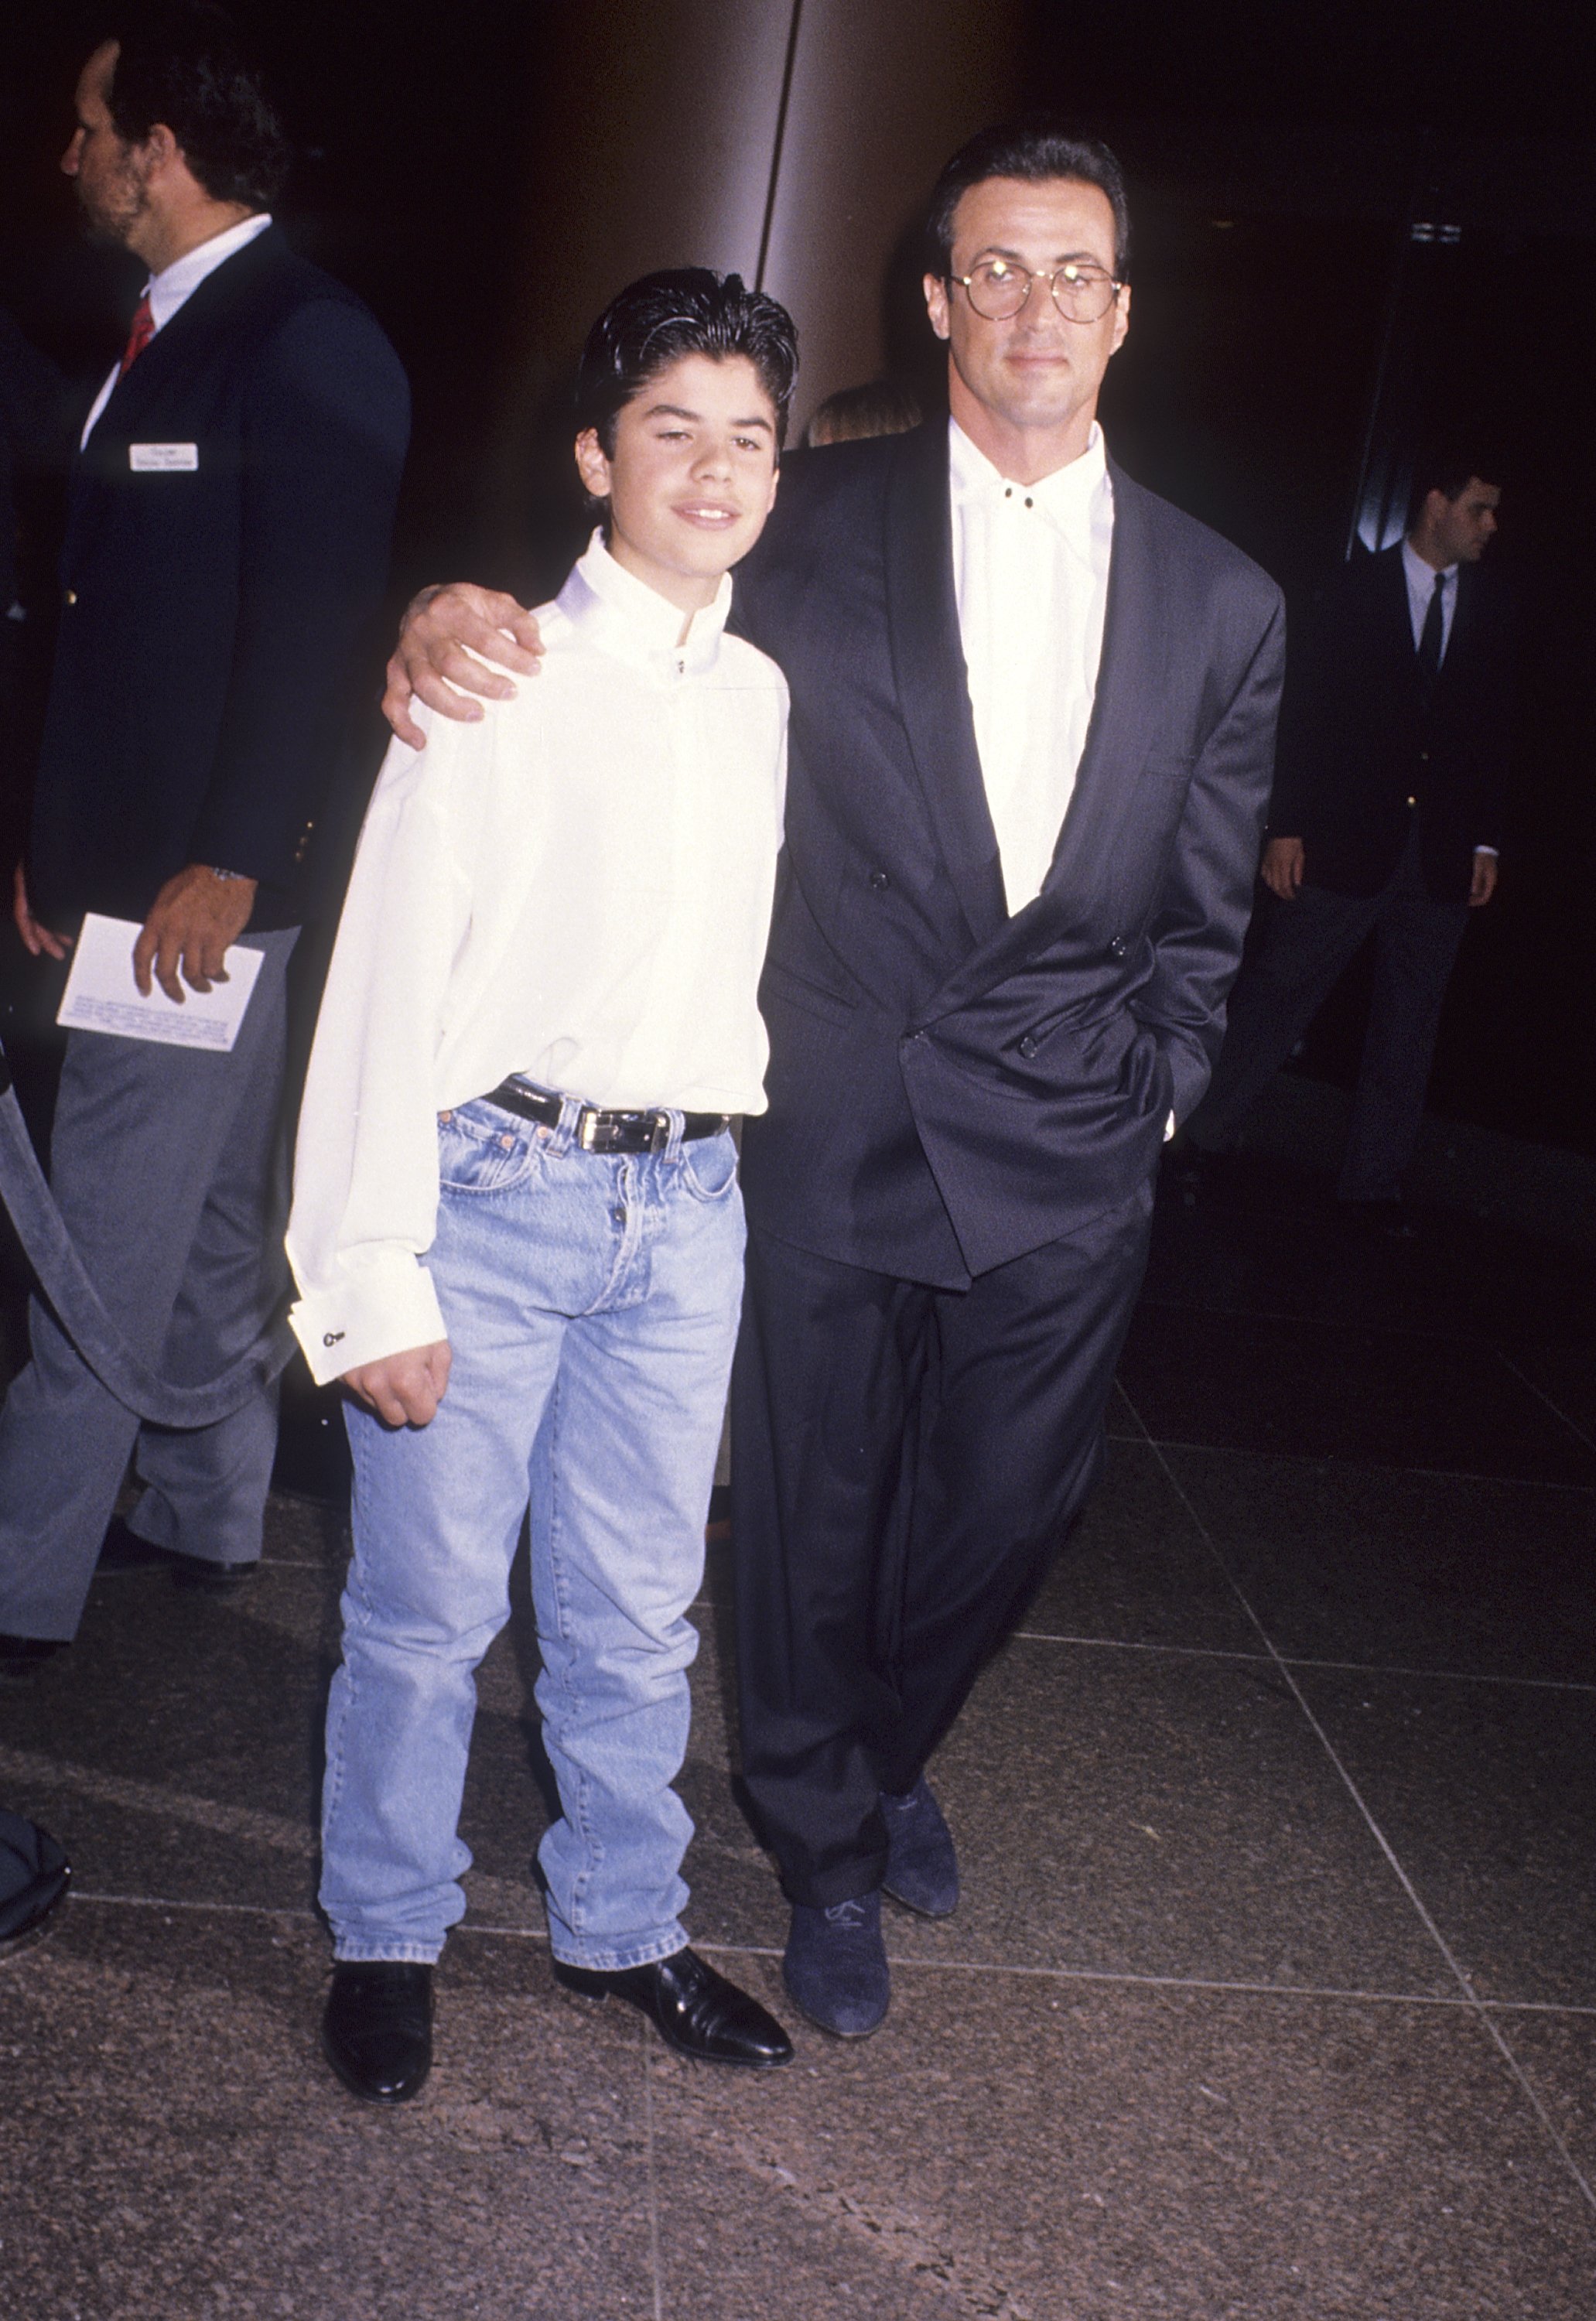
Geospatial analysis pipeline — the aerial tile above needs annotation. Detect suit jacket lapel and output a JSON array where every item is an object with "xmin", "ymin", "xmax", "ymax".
[
  {"xmin": 884, "ymin": 422, "xmax": 1007, "ymax": 946},
  {"xmin": 84, "ymin": 226, "xmax": 282, "ymax": 451},
  {"xmin": 1040, "ymin": 462, "xmax": 1167, "ymax": 899}
]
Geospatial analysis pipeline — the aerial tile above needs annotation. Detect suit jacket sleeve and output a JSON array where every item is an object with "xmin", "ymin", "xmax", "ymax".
[
  {"xmin": 1132, "ymin": 594, "xmax": 1285, "ymax": 1124},
  {"xmin": 186, "ymin": 299, "xmax": 410, "ymax": 884}
]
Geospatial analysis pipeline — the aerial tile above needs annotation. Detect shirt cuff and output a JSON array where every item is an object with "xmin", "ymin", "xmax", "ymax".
[
  {"xmin": 289, "ymin": 1259, "xmax": 448, "ymax": 1387},
  {"xmin": 1474, "ymin": 846, "xmax": 1499, "ymax": 856}
]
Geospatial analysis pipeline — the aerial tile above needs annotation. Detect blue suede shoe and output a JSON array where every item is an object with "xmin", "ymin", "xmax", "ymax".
[
  {"xmin": 783, "ymin": 1894, "xmax": 889, "ymax": 2039},
  {"xmin": 881, "ymin": 1775, "xmax": 959, "ymax": 1917}
]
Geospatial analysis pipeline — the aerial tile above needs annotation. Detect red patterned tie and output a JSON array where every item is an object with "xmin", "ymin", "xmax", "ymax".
[{"xmin": 118, "ymin": 290, "xmax": 155, "ymax": 378}]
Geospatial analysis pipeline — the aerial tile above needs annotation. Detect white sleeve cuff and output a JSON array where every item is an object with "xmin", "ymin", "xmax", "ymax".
[{"xmin": 289, "ymin": 1259, "xmax": 448, "ymax": 1387}]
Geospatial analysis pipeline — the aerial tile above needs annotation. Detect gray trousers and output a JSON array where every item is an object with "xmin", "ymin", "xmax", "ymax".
[
  {"xmin": 1188, "ymin": 829, "xmax": 1470, "ymax": 1203},
  {"xmin": 0, "ymin": 928, "xmax": 296, "ymax": 1640}
]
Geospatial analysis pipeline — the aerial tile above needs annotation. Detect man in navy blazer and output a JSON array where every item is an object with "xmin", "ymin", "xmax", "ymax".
[
  {"xmin": 0, "ymin": 6, "xmax": 408, "ymax": 1677},
  {"xmin": 383, "ymin": 123, "xmax": 1283, "ymax": 2036},
  {"xmin": 1185, "ymin": 452, "xmax": 1512, "ymax": 1221}
]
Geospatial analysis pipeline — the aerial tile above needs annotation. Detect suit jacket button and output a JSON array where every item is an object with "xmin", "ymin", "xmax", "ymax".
[
  {"xmin": 1407, "ymin": 795, "xmax": 1417, "ymax": 807},
  {"xmin": 1017, "ymin": 1034, "xmax": 1040, "ymax": 1059},
  {"xmin": 869, "ymin": 870, "xmax": 890, "ymax": 891},
  {"xmin": 63, "ymin": 587, "xmax": 77, "ymax": 606},
  {"xmin": 1108, "ymin": 933, "xmax": 1128, "ymax": 959}
]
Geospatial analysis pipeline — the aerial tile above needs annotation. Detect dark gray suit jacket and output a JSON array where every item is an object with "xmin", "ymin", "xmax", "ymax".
[
  {"xmin": 29, "ymin": 227, "xmax": 409, "ymax": 931},
  {"xmin": 733, "ymin": 419, "xmax": 1285, "ymax": 1288}
]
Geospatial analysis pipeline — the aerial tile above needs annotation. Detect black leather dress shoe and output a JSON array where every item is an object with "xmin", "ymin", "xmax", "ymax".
[
  {"xmin": 97, "ymin": 1516, "xmax": 257, "ymax": 1592},
  {"xmin": 322, "ymin": 1961, "xmax": 433, "ymax": 2103},
  {"xmin": 552, "ymin": 1945, "xmax": 794, "ymax": 2068},
  {"xmin": 0, "ymin": 1814, "xmax": 71, "ymax": 1956}
]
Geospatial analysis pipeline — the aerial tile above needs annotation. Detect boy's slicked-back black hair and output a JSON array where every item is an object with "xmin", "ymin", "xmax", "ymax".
[
  {"xmin": 102, "ymin": 1, "xmax": 289, "ymax": 211},
  {"xmin": 576, "ymin": 269, "xmax": 800, "ymax": 456},
  {"xmin": 925, "ymin": 118, "xmax": 1131, "ymax": 282}
]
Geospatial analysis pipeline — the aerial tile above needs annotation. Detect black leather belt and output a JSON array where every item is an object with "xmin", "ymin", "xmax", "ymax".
[{"xmin": 482, "ymin": 1079, "xmax": 728, "ymax": 1155}]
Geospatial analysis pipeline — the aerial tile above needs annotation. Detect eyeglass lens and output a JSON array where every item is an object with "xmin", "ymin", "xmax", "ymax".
[{"xmin": 963, "ymin": 260, "xmax": 1118, "ymax": 323}]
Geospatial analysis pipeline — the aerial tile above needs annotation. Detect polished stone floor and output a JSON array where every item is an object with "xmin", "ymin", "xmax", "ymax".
[{"xmin": 2, "ymin": 1150, "xmax": 1594, "ymax": 2319}]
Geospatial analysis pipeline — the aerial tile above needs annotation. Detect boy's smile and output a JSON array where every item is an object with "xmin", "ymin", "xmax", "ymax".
[{"xmin": 576, "ymin": 351, "xmax": 781, "ymax": 618}]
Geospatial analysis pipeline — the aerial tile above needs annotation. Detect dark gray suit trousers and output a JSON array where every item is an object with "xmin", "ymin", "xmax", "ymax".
[
  {"xmin": 0, "ymin": 928, "xmax": 296, "ymax": 1639},
  {"xmin": 1188, "ymin": 826, "xmax": 1469, "ymax": 1202}
]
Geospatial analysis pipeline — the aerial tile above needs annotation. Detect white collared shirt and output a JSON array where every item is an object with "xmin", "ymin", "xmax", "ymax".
[
  {"xmin": 80, "ymin": 211, "xmax": 273, "ymax": 447},
  {"xmin": 1401, "ymin": 535, "xmax": 1458, "ymax": 662},
  {"xmin": 948, "ymin": 415, "xmax": 1115, "ymax": 912},
  {"xmin": 285, "ymin": 532, "xmax": 789, "ymax": 1380}
]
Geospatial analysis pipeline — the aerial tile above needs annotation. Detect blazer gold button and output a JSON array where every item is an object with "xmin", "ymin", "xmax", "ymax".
[
  {"xmin": 63, "ymin": 588, "xmax": 77, "ymax": 606},
  {"xmin": 1407, "ymin": 795, "xmax": 1417, "ymax": 806}
]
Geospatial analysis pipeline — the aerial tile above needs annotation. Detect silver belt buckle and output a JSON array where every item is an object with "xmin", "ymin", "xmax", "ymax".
[{"xmin": 577, "ymin": 1109, "xmax": 603, "ymax": 1153}]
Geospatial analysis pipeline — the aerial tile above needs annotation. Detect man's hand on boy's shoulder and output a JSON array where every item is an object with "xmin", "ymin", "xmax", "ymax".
[
  {"xmin": 342, "ymin": 1341, "xmax": 453, "ymax": 1429},
  {"xmin": 384, "ymin": 584, "xmax": 547, "ymax": 748}
]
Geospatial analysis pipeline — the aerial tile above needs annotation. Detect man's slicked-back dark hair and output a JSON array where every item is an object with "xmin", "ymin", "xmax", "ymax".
[
  {"xmin": 576, "ymin": 270, "xmax": 800, "ymax": 456},
  {"xmin": 926, "ymin": 119, "xmax": 1132, "ymax": 282},
  {"xmin": 1409, "ymin": 431, "xmax": 1503, "ymax": 520},
  {"xmin": 103, "ymin": 1, "xmax": 289, "ymax": 210}
]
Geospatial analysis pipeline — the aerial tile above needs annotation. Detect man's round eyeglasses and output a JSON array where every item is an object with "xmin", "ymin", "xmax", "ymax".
[{"xmin": 948, "ymin": 258, "xmax": 1123, "ymax": 324}]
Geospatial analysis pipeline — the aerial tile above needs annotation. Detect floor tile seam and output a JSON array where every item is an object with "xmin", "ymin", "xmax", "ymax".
[
  {"xmin": 54, "ymin": 1898, "xmax": 1596, "ymax": 2022},
  {"xmin": 1495, "ymin": 1347, "xmax": 1596, "ymax": 1458},
  {"xmin": 1122, "ymin": 1384, "xmax": 1596, "ymax": 2217},
  {"xmin": 1135, "ymin": 1293, "xmax": 1499, "ymax": 1348},
  {"xmin": 640, "ymin": 2017, "xmax": 665, "ymax": 2321},
  {"xmin": 1145, "ymin": 1437, "xmax": 1596, "ymax": 1494},
  {"xmin": 1010, "ymin": 1629, "xmax": 1596, "ymax": 1692}
]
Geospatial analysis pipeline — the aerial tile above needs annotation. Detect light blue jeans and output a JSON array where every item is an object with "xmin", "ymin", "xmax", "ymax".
[{"xmin": 320, "ymin": 1093, "xmax": 744, "ymax": 1971}]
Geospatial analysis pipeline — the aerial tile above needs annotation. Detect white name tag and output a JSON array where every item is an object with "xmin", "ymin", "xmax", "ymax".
[{"xmin": 129, "ymin": 443, "xmax": 198, "ymax": 472}]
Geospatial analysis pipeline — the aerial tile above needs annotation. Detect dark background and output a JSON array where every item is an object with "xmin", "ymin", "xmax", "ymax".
[{"xmin": 2, "ymin": 0, "xmax": 1593, "ymax": 1156}]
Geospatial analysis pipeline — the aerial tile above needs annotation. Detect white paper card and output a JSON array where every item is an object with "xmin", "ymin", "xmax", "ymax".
[
  {"xmin": 57, "ymin": 913, "xmax": 262, "ymax": 1051},
  {"xmin": 129, "ymin": 443, "xmax": 198, "ymax": 471}
]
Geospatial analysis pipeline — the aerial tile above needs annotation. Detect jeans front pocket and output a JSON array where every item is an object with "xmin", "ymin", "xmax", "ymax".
[
  {"xmin": 678, "ymin": 1130, "xmax": 740, "ymax": 1203},
  {"xmin": 437, "ymin": 1099, "xmax": 542, "ymax": 1195}
]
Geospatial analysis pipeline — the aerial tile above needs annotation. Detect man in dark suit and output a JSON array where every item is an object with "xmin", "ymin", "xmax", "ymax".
[
  {"xmin": 0, "ymin": 5, "xmax": 408, "ymax": 1677},
  {"xmin": 381, "ymin": 122, "xmax": 1283, "ymax": 2036},
  {"xmin": 1184, "ymin": 453, "xmax": 1512, "ymax": 1222}
]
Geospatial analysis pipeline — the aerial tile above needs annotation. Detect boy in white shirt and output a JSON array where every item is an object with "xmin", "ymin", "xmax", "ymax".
[{"xmin": 286, "ymin": 271, "xmax": 796, "ymax": 2102}]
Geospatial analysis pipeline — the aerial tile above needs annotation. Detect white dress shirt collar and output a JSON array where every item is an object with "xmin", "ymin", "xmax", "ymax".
[
  {"xmin": 557, "ymin": 530, "xmax": 733, "ymax": 680},
  {"xmin": 948, "ymin": 415, "xmax": 1109, "ymax": 552},
  {"xmin": 145, "ymin": 210, "xmax": 274, "ymax": 329}
]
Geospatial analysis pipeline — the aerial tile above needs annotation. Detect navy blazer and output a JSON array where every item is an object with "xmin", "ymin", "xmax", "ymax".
[
  {"xmin": 1268, "ymin": 543, "xmax": 1515, "ymax": 904},
  {"xmin": 28, "ymin": 227, "xmax": 409, "ymax": 930},
  {"xmin": 733, "ymin": 420, "xmax": 1285, "ymax": 1288}
]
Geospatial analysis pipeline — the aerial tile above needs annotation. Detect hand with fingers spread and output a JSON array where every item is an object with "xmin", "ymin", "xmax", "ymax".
[
  {"xmin": 132, "ymin": 863, "xmax": 258, "ymax": 1001},
  {"xmin": 342, "ymin": 1341, "xmax": 452, "ymax": 1429},
  {"xmin": 382, "ymin": 583, "xmax": 548, "ymax": 748},
  {"xmin": 12, "ymin": 863, "xmax": 73, "ymax": 961}
]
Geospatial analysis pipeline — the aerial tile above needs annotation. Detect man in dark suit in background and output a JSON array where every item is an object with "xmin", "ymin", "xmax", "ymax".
[
  {"xmin": 1184, "ymin": 450, "xmax": 1512, "ymax": 1224},
  {"xmin": 0, "ymin": 5, "xmax": 408, "ymax": 1678},
  {"xmin": 383, "ymin": 121, "xmax": 1283, "ymax": 2038}
]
